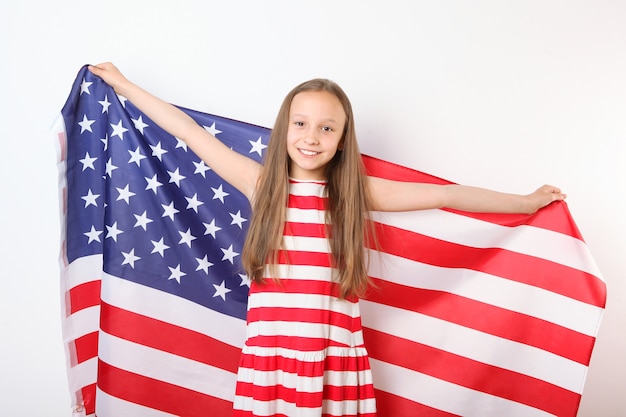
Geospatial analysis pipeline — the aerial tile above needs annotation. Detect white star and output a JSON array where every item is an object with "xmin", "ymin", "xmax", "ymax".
[
  {"xmin": 195, "ymin": 255, "xmax": 214, "ymax": 274},
  {"xmin": 101, "ymin": 134, "xmax": 109, "ymax": 151},
  {"xmin": 221, "ymin": 244, "xmax": 239, "ymax": 264},
  {"xmin": 211, "ymin": 184, "xmax": 229, "ymax": 203},
  {"xmin": 203, "ymin": 219, "xmax": 221, "ymax": 238},
  {"xmin": 128, "ymin": 146, "xmax": 147, "ymax": 167},
  {"xmin": 151, "ymin": 237, "xmax": 169, "ymax": 257},
  {"xmin": 105, "ymin": 221, "xmax": 123, "ymax": 242},
  {"xmin": 84, "ymin": 225, "xmax": 103, "ymax": 243},
  {"xmin": 168, "ymin": 168, "xmax": 186, "ymax": 187},
  {"xmin": 212, "ymin": 280, "xmax": 231, "ymax": 301},
  {"xmin": 178, "ymin": 228, "xmax": 197, "ymax": 248},
  {"xmin": 98, "ymin": 95, "xmax": 111, "ymax": 113},
  {"xmin": 175, "ymin": 137, "xmax": 188, "ymax": 151},
  {"xmin": 204, "ymin": 122, "xmax": 222, "ymax": 136},
  {"xmin": 161, "ymin": 201, "xmax": 179, "ymax": 221},
  {"xmin": 168, "ymin": 264, "xmax": 186, "ymax": 283},
  {"xmin": 79, "ymin": 152, "xmax": 97, "ymax": 171},
  {"xmin": 193, "ymin": 160, "xmax": 211, "ymax": 177},
  {"xmin": 78, "ymin": 114, "xmax": 96, "ymax": 133},
  {"xmin": 105, "ymin": 158, "xmax": 118, "ymax": 178},
  {"xmin": 121, "ymin": 248, "xmax": 141, "ymax": 268},
  {"xmin": 229, "ymin": 210, "xmax": 248, "ymax": 229},
  {"xmin": 116, "ymin": 184, "xmax": 135, "ymax": 204},
  {"xmin": 81, "ymin": 189, "xmax": 100, "ymax": 207},
  {"xmin": 185, "ymin": 193, "xmax": 204, "ymax": 213},
  {"xmin": 239, "ymin": 273, "xmax": 251, "ymax": 287},
  {"xmin": 132, "ymin": 115, "xmax": 149, "ymax": 134},
  {"xmin": 134, "ymin": 210, "xmax": 153, "ymax": 230},
  {"xmin": 80, "ymin": 79, "xmax": 93, "ymax": 95},
  {"xmin": 117, "ymin": 94, "xmax": 128, "ymax": 107},
  {"xmin": 150, "ymin": 141, "xmax": 168, "ymax": 161},
  {"xmin": 110, "ymin": 120, "xmax": 129, "ymax": 140},
  {"xmin": 145, "ymin": 174, "xmax": 163, "ymax": 194},
  {"xmin": 249, "ymin": 136, "xmax": 267, "ymax": 156}
]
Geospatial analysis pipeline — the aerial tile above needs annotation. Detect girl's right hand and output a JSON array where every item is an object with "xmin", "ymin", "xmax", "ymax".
[{"xmin": 88, "ymin": 62, "xmax": 128, "ymax": 94}]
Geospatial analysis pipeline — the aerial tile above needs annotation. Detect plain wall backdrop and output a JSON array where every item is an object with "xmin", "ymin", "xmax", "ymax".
[{"xmin": 1, "ymin": 0, "xmax": 624, "ymax": 415}]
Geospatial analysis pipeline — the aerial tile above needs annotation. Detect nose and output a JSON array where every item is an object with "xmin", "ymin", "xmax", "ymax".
[{"xmin": 303, "ymin": 127, "xmax": 320, "ymax": 145}]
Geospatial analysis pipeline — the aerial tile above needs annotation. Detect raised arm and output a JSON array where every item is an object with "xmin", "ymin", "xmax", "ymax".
[
  {"xmin": 88, "ymin": 63, "xmax": 261, "ymax": 200},
  {"xmin": 367, "ymin": 176, "xmax": 566, "ymax": 214}
]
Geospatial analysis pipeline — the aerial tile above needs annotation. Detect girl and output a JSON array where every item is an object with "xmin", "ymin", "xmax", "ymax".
[{"xmin": 88, "ymin": 63, "xmax": 566, "ymax": 417}]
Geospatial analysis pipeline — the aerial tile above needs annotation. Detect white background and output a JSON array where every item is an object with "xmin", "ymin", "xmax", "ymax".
[{"xmin": 1, "ymin": 1, "xmax": 624, "ymax": 415}]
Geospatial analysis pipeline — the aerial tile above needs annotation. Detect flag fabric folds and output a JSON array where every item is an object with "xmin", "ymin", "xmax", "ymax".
[{"xmin": 54, "ymin": 66, "xmax": 606, "ymax": 417}]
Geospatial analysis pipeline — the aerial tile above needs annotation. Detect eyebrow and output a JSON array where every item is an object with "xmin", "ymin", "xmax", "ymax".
[{"xmin": 290, "ymin": 114, "xmax": 339, "ymax": 124}]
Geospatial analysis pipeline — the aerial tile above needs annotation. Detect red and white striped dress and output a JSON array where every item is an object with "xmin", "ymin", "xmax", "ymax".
[{"xmin": 233, "ymin": 179, "xmax": 377, "ymax": 417}]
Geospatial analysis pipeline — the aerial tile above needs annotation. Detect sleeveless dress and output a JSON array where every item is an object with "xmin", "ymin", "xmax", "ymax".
[{"xmin": 232, "ymin": 179, "xmax": 377, "ymax": 417}]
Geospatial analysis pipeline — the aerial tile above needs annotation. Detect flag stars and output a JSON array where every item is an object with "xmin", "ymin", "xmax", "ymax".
[
  {"xmin": 116, "ymin": 184, "xmax": 135, "ymax": 204},
  {"xmin": 203, "ymin": 219, "xmax": 221, "ymax": 238},
  {"xmin": 204, "ymin": 122, "xmax": 222, "ymax": 136},
  {"xmin": 221, "ymin": 244, "xmax": 239, "ymax": 264},
  {"xmin": 110, "ymin": 120, "xmax": 129, "ymax": 140},
  {"xmin": 105, "ymin": 158, "xmax": 118, "ymax": 178},
  {"xmin": 79, "ymin": 152, "xmax": 98, "ymax": 171},
  {"xmin": 178, "ymin": 228, "xmax": 197, "ymax": 248},
  {"xmin": 161, "ymin": 201, "xmax": 179, "ymax": 221},
  {"xmin": 106, "ymin": 222, "xmax": 123, "ymax": 242},
  {"xmin": 98, "ymin": 95, "xmax": 111, "ymax": 113},
  {"xmin": 121, "ymin": 249, "xmax": 141, "ymax": 268},
  {"xmin": 78, "ymin": 114, "xmax": 96, "ymax": 133},
  {"xmin": 151, "ymin": 237, "xmax": 169, "ymax": 257},
  {"xmin": 212, "ymin": 280, "xmax": 232, "ymax": 301},
  {"xmin": 80, "ymin": 79, "xmax": 93, "ymax": 95},
  {"xmin": 230, "ymin": 210, "xmax": 247, "ymax": 229},
  {"xmin": 150, "ymin": 142, "xmax": 168, "ymax": 161},
  {"xmin": 193, "ymin": 160, "xmax": 211, "ymax": 177},
  {"xmin": 132, "ymin": 115, "xmax": 149, "ymax": 134},
  {"xmin": 133, "ymin": 210, "xmax": 153, "ymax": 230},
  {"xmin": 168, "ymin": 264, "xmax": 186, "ymax": 283},
  {"xmin": 195, "ymin": 255, "xmax": 214, "ymax": 274},
  {"xmin": 249, "ymin": 136, "xmax": 267, "ymax": 156},
  {"xmin": 145, "ymin": 174, "xmax": 163, "ymax": 194},
  {"xmin": 185, "ymin": 193, "xmax": 204, "ymax": 213},
  {"xmin": 239, "ymin": 273, "xmax": 251, "ymax": 287},
  {"xmin": 81, "ymin": 189, "xmax": 100, "ymax": 207},
  {"xmin": 84, "ymin": 226, "xmax": 103, "ymax": 243},
  {"xmin": 128, "ymin": 146, "xmax": 147, "ymax": 166},
  {"xmin": 175, "ymin": 137, "xmax": 188, "ymax": 151},
  {"xmin": 211, "ymin": 184, "xmax": 229, "ymax": 203},
  {"xmin": 168, "ymin": 168, "xmax": 186, "ymax": 187}
]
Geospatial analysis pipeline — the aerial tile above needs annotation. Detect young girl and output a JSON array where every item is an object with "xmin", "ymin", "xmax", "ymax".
[{"xmin": 88, "ymin": 63, "xmax": 566, "ymax": 417}]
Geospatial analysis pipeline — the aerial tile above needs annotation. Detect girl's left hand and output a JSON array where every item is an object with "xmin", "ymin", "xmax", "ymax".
[{"xmin": 527, "ymin": 184, "xmax": 566, "ymax": 213}]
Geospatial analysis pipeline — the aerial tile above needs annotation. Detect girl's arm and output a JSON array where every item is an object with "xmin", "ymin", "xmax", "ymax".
[
  {"xmin": 88, "ymin": 63, "xmax": 261, "ymax": 200},
  {"xmin": 367, "ymin": 176, "xmax": 566, "ymax": 214}
]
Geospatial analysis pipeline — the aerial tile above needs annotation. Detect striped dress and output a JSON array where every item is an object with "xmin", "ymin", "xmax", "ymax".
[{"xmin": 232, "ymin": 179, "xmax": 377, "ymax": 417}]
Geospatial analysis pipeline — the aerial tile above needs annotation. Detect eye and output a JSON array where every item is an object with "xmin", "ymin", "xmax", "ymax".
[
  {"xmin": 321, "ymin": 126, "xmax": 334, "ymax": 132},
  {"xmin": 294, "ymin": 121, "xmax": 305, "ymax": 127}
]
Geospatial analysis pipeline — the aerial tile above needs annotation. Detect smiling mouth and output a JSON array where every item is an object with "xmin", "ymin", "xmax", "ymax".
[{"xmin": 299, "ymin": 148, "xmax": 320, "ymax": 156}]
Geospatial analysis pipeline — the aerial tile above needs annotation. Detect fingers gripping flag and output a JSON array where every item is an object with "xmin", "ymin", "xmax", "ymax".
[{"xmin": 54, "ymin": 66, "xmax": 605, "ymax": 417}]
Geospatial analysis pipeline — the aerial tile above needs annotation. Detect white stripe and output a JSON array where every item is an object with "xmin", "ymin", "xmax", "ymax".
[
  {"xmin": 246, "ymin": 320, "xmax": 364, "ymax": 346},
  {"xmin": 98, "ymin": 331, "xmax": 238, "ymax": 402},
  {"xmin": 264, "ymin": 264, "xmax": 336, "ymax": 281},
  {"xmin": 372, "ymin": 209, "xmax": 603, "ymax": 279},
  {"xmin": 370, "ymin": 359, "xmax": 555, "ymax": 417},
  {"xmin": 234, "ymin": 396, "xmax": 377, "ymax": 417},
  {"xmin": 65, "ymin": 255, "xmax": 103, "ymax": 289},
  {"xmin": 361, "ymin": 300, "xmax": 587, "ymax": 393},
  {"xmin": 368, "ymin": 250, "xmax": 603, "ymax": 336},
  {"xmin": 284, "ymin": 235, "xmax": 329, "ymax": 253},
  {"xmin": 242, "ymin": 345, "xmax": 369, "ymax": 359},
  {"xmin": 63, "ymin": 305, "xmax": 100, "ymax": 341},
  {"xmin": 248, "ymin": 291, "xmax": 360, "ymax": 318},
  {"xmin": 66, "ymin": 356, "xmax": 97, "ymax": 397},
  {"xmin": 289, "ymin": 181, "xmax": 326, "ymax": 197},
  {"xmin": 96, "ymin": 387, "xmax": 178, "ymax": 417},
  {"xmin": 286, "ymin": 207, "xmax": 325, "ymax": 224},
  {"xmin": 100, "ymin": 272, "xmax": 246, "ymax": 348}
]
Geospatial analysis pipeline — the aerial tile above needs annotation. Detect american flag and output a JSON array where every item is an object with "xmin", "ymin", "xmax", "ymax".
[{"xmin": 54, "ymin": 66, "xmax": 606, "ymax": 417}]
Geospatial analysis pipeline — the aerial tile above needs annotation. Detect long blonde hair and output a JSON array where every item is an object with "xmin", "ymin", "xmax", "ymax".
[{"xmin": 242, "ymin": 78, "xmax": 376, "ymax": 298}]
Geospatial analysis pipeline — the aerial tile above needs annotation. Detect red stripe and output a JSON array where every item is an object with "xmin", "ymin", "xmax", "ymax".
[
  {"xmin": 239, "ymin": 350, "xmax": 371, "ymax": 374},
  {"xmin": 68, "ymin": 280, "xmax": 101, "ymax": 314},
  {"xmin": 284, "ymin": 221, "xmax": 328, "ymax": 238},
  {"xmin": 363, "ymin": 328, "xmax": 581, "ymax": 417},
  {"xmin": 79, "ymin": 383, "xmax": 96, "ymax": 415},
  {"xmin": 375, "ymin": 389, "xmax": 460, "ymax": 417},
  {"xmin": 98, "ymin": 359, "xmax": 233, "ymax": 417},
  {"xmin": 100, "ymin": 301, "xmax": 240, "ymax": 373},
  {"xmin": 250, "ymin": 279, "xmax": 347, "ymax": 298},
  {"xmin": 58, "ymin": 131, "xmax": 67, "ymax": 162},
  {"xmin": 374, "ymin": 222, "xmax": 605, "ymax": 307},
  {"xmin": 276, "ymin": 250, "xmax": 333, "ymax": 267},
  {"xmin": 247, "ymin": 306, "xmax": 359, "ymax": 331},
  {"xmin": 362, "ymin": 155, "xmax": 584, "ymax": 239},
  {"xmin": 235, "ymin": 381, "xmax": 375, "ymax": 405},
  {"xmin": 365, "ymin": 278, "xmax": 595, "ymax": 365},
  {"xmin": 246, "ymin": 335, "xmax": 352, "ymax": 352},
  {"xmin": 288, "ymin": 194, "xmax": 327, "ymax": 210},
  {"xmin": 74, "ymin": 331, "xmax": 99, "ymax": 365}
]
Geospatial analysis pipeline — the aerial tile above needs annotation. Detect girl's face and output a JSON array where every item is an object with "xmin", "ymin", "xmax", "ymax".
[{"xmin": 286, "ymin": 90, "xmax": 346, "ymax": 180}]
